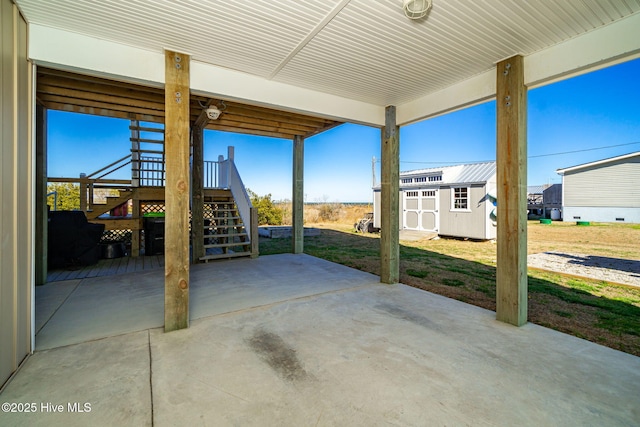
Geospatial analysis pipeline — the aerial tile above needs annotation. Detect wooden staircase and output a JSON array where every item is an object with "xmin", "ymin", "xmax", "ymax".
[
  {"xmin": 201, "ymin": 190, "xmax": 252, "ymax": 261},
  {"xmin": 86, "ymin": 189, "xmax": 133, "ymax": 220}
]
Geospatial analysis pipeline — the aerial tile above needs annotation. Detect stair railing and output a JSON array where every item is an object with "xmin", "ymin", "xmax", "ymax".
[
  {"xmin": 203, "ymin": 159, "xmax": 221, "ymax": 188},
  {"xmin": 225, "ymin": 158, "xmax": 253, "ymax": 240},
  {"xmin": 48, "ymin": 155, "xmax": 133, "ymax": 213}
]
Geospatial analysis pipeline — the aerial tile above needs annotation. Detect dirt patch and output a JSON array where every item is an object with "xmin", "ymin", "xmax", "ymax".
[{"xmin": 528, "ymin": 252, "xmax": 640, "ymax": 287}]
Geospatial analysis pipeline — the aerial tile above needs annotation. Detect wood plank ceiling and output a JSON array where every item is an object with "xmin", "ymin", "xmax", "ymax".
[{"xmin": 36, "ymin": 68, "xmax": 341, "ymax": 139}]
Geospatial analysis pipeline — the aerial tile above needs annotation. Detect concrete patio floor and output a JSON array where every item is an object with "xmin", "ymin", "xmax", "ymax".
[{"xmin": 1, "ymin": 253, "xmax": 639, "ymax": 426}]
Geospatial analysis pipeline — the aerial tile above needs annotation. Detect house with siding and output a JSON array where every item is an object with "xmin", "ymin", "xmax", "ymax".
[
  {"xmin": 557, "ymin": 152, "xmax": 640, "ymax": 223},
  {"xmin": 373, "ymin": 162, "xmax": 497, "ymax": 240}
]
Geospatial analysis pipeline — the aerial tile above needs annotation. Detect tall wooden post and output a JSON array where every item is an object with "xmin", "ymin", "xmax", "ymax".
[
  {"xmin": 380, "ymin": 106, "xmax": 399, "ymax": 284},
  {"xmin": 164, "ymin": 50, "xmax": 191, "ymax": 332},
  {"xmin": 496, "ymin": 55, "xmax": 528, "ymax": 326},
  {"xmin": 35, "ymin": 105, "xmax": 47, "ymax": 285},
  {"xmin": 292, "ymin": 135, "xmax": 304, "ymax": 254},
  {"xmin": 191, "ymin": 124, "xmax": 205, "ymax": 263}
]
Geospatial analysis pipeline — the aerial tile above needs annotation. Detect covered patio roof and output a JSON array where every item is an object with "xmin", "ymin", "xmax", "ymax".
[{"xmin": 16, "ymin": 0, "xmax": 640, "ymax": 125}]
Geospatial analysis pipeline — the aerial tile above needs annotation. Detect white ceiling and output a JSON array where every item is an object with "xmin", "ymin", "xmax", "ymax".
[{"xmin": 15, "ymin": 0, "xmax": 640, "ymax": 107}]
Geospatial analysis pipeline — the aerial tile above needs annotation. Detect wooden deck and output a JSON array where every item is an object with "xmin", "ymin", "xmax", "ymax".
[{"xmin": 46, "ymin": 255, "xmax": 164, "ymax": 283}]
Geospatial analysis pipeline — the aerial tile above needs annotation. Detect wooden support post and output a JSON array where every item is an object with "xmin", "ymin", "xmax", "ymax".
[
  {"xmin": 292, "ymin": 135, "xmax": 304, "ymax": 254},
  {"xmin": 250, "ymin": 207, "xmax": 259, "ymax": 258},
  {"xmin": 35, "ymin": 105, "xmax": 47, "ymax": 285},
  {"xmin": 191, "ymin": 124, "xmax": 205, "ymax": 263},
  {"xmin": 380, "ymin": 106, "xmax": 399, "ymax": 284},
  {"xmin": 79, "ymin": 175, "xmax": 88, "ymax": 212},
  {"xmin": 164, "ymin": 50, "xmax": 191, "ymax": 332},
  {"xmin": 496, "ymin": 55, "xmax": 528, "ymax": 326},
  {"xmin": 131, "ymin": 195, "xmax": 141, "ymax": 257}
]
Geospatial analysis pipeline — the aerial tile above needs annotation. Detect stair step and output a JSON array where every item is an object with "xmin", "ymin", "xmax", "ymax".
[
  {"xmin": 203, "ymin": 224, "xmax": 245, "ymax": 229},
  {"xmin": 204, "ymin": 233, "xmax": 248, "ymax": 239},
  {"xmin": 200, "ymin": 251, "xmax": 252, "ymax": 261},
  {"xmin": 129, "ymin": 126, "xmax": 164, "ymax": 133},
  {"xmin": 133, "ymin": 148, "xmax": 164, "ymax": 155},
  {"xmin": 204, "ymin": 242, "xmax": 250, "ymax": 249},
  {"xmin": 130, "ymin": 138, "xmax": 164, "ymax": 144},
  {"xmin": 207, "ymin": 216, "xmax": 242, "ymax": 221}
]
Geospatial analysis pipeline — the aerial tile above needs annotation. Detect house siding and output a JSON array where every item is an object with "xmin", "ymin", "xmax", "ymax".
[
  {"xmin": 1, "ymin": 0, "xmax": 32, "ymax": 388},
  {"xmin": 563, "ymin": 157, "xmax": 640, "ymax": 207}
]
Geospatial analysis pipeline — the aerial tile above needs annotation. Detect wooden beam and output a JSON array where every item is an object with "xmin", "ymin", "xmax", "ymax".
[
  {"xmin": 164, "ymin": 50, "xmax": 191, "ymax": 332},
  {"xmin": 380, "ymin": 106, "xmax": 399, "ymax": 284},
  {"xmin": 292, "ymin": 135, "xmax": 304, "ymax": 254},
  {"xmin": 36, "ymin": 101, "xmax": 164, "ymax": 123},
  {"xmin": 496, "ymin": 55, "xmax": 528, "ymax": 326},
  {"xmin": 191, "ymin": 124, "xmax": 205, "ymax": 262},
  {"xmin": 39, "ymin": 94, "xmax": 166, "ymax": 117},
  {"xmin": 203, "ymin": 124, "xmax": 296, "ymax": 140},
  {"xmin": 38, "ymin": 84, "xmax": 166, "ymax": 111}
]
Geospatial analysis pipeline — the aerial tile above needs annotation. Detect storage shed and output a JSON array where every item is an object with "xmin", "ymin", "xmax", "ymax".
[
  {"xmin": 557, "ymin": 152, "xmax": 640, "ymax": 223},
  {"xmin": 373, "ymin": 162, "xmax": 497, "ymax": 240}
]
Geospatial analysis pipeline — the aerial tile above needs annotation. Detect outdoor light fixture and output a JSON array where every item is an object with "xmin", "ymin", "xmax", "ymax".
[
  {"xmin": 403, "ymin": 0, "xmax": 432, "ymax": 20},
  {"xmin": 200, "ymin": 99, "xmax": 226, "ymax": 121},
  {"xmin": 206, "ymin": 107, "xmax": 222, "ymax": 120}
]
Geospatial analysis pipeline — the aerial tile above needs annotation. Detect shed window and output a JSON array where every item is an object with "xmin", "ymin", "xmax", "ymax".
[
  {"xmin": 452, "ymin": 187, "xmax": 469, "ymax": 210},
  {"xmin": 402, "ymin": 178, "xmax": 412, "ymax": 183},
  {"xmin": 415, "ymin": 177, "xmax": 427, "ymax": 183},
  {"xmin": 406, "ymin": 191, "xmax": 419, "ymax": 197},
  {"xmin": 429, "ymin": 175, "xmax": 442, "ymax": 182},
  {"xmin": 422, "ymin": 190, "xmax": 435, "ymax": 197}
]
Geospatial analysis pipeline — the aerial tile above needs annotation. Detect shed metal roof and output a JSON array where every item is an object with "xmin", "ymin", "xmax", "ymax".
[{"xmin": 401, "ymin": 161, "xmax": 496, "ymax": 186}]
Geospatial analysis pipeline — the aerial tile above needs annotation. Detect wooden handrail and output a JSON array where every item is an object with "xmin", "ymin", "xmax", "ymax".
[
  {"xmin": 86, "ymin": 154, "xmax": 132, "ymax": 178},
  {"xmin": 48, "ymin": 177, "xmax": 131, "ymax": 185}
]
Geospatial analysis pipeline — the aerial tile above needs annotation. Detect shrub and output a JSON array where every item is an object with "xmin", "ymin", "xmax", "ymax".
[{"xmin": 248, "ymin": 189, "xmax": 284, "ymax": 225}]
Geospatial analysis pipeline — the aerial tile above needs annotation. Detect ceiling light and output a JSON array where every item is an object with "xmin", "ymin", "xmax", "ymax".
[{"xmin": 403, "ymin": 0, "xmax": 432, "ymax": 20}]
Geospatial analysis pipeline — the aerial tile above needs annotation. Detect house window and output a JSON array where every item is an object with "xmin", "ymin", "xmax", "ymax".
[
  {"xmin": 452, "ymin": 187, "xmax": 469, "ymax": 210},
  {"xmin": 406, "ymin": 191, "xmax": 419, "ymax": 197},
  {"xmin": 422, "ymin": 190, "xmax": 435, "ymax": 197},
  {"xmin": 401, "ymin": 178, "xmax": 412, "ymax": 184},
  {"xmin": 428, "ymin": 175, "xmax": 442, "ymax": 182},
  {"xmin": 415, "ymin": 176, "xmax": 427, "ymax": 183}
]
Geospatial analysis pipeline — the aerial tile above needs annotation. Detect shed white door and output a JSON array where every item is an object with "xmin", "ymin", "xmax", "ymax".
[
  {"xmin": 403, "ymin": 189, "xmax": 438, "ymax": 231},
  {"xmin": 420, "ymin": 189, "xmax": 438, "ymax": 231}
]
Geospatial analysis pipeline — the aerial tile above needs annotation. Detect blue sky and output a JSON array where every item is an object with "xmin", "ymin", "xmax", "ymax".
[{"xmin": 48, "ymin": 58, "xmax": 640, "ymax": 202}]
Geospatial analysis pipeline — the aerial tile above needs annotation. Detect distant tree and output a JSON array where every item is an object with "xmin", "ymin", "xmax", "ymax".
[
  {"xmin": 47, "ymin": 183, "xmax": 80, "ymax": 211},
  {"xmin": 247, "ymin": 189, "xmax": 283, "ymax": 225}
]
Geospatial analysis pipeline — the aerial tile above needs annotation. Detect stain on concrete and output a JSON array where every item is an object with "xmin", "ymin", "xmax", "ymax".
[
  {"xmin": 376, "ymin": 303, "xmax": 442, "ymax": 332},
  {"xmin": 248, "ymin": 330, "xmax": 308, "ymax": 382}
]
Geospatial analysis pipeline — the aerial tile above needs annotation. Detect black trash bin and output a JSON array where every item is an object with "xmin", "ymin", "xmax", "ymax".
[{"xmin": 144, "ymin": 213, "xmax": 165, "ymax": 255}]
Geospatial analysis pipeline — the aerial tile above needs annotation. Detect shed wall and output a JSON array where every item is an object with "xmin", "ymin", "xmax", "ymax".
[
  {"xmin": 439, "ymin": 185, "xmax": 493, "ymax": 240},
  {"xmin": 1, "ymin": 0, "xmax": 32, "ymax": 388}
]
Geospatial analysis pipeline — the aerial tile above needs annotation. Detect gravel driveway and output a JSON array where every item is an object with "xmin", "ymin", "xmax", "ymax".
[{"xmin": 527, "ymin": 252, "xmax": 640, "ymax": 288}]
